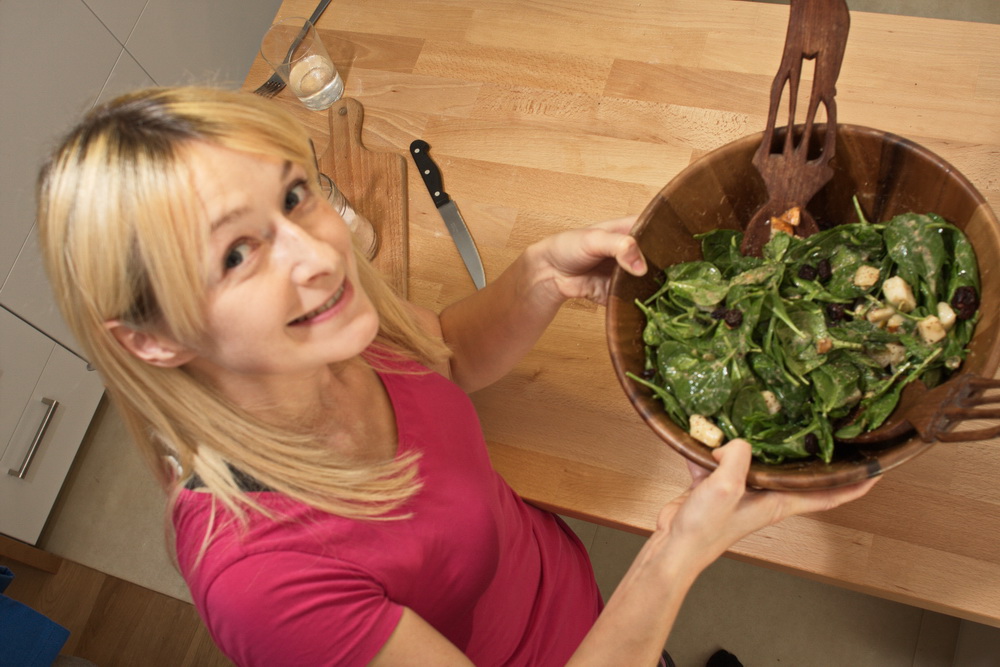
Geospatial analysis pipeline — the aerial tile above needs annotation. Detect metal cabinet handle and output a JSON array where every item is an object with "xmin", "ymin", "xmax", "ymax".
[{"xmin": 8, "ymin": 397, "xmax": 59, "ymax": 479}]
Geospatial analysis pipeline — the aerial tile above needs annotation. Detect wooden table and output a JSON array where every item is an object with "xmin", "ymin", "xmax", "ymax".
[{"xmin": 247, "ymin": 0, "xmax": 1000, "ymax": 628}]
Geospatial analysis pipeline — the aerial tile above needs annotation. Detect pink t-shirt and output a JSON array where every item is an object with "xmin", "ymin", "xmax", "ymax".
[{"xmin": 173, "ymin": 359, "xmax": 602, "ymax": 666}]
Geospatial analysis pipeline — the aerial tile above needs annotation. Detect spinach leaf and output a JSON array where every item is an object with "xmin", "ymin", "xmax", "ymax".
[
  {"xmin": 749, "ymin": 352, "xmax": 810, "ymax": 420},
  {"xmin": 885, "ymin": 214, "xmax": 946, "ymax": 304},
  {"xmin": 809, "ymin": 357, "xmax": 861, "ymax": 416},
  {"xmin": 698, "ymin": 230, "xmax": 761, "ymax": 278},
  {"xmin": 637, "ymin": 300, "xmax": 711, "ymax": 346},
  {"xmin": 627, "ymin": 372, "xmax": 691, "ymax": 429},
  {"xmin": 774, "ymin": 302, "xmax": 830, "ymax": 379},
  {"xmin": 663, "ymin": 262, "xmax": 729, "ymax": 309},
  {"xmin": 730, "ymin": 384, "xmax": 771, "ymax": 434},
  {"xmin": 656, "ymin": 341, "xmax": 734, "ymax": 416}
]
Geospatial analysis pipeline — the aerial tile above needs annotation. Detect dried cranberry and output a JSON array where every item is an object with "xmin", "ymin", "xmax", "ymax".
[
  {"xmin": 951, "ymin": 286, "xmax": 979, "ymax": 321},
  {"xmin": 804, "ymin": 433, "xmax": 820, "ymax": 455},
  {"xmin": 710, "ymin": 307, "xmax": 727, "ymax": 320},
  {"xmin": 797, "ymin": 264, "xmax": 818, "ymax": 280},
  {"xmin": 724, "ymin": 308, "xmax": 744, "ymax": 329},
  {"xmin": 817, "ymin": 258, "xmax": 833, "ymax": 282},
  {"xmin": 825, "ymin": 302, "xmax": 846, "ymax": 324}
]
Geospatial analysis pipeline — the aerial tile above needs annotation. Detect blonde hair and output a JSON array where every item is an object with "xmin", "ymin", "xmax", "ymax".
[{"xmin": 37, "ymin": 86, "xmax": 450, "ymax": 528}]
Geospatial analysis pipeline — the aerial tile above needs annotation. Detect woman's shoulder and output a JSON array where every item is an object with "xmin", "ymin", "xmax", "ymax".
[
  {"xmin": 190, "ymin": 536, "xmax": 405, "ymax": 667},
  {"xmin": 365, "ymin": 344, "xmax": 456, "ymax": 394},
  {"xmin": 173, "ymin": 490, "xmax": 309, "ymax": 572}
]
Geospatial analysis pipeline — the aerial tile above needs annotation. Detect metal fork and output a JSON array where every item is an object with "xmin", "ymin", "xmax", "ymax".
[{"xmin": 253, "ymin": 0, "xmax": 334, "ymax": 98}]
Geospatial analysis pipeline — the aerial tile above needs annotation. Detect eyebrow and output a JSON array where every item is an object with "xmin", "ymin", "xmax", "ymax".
[{"xmin": 209, "ymin": 160, "xmax": 294, "ymax": 233}]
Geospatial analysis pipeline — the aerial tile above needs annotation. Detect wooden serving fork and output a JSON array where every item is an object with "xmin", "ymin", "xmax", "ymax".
[
  {"xmin": 741, "ymin": 0, "xmax": 851, "ymax": 256},
  {"xmin": 843, "ymin": 374, "xmax": 1000, "ymax": 444}
]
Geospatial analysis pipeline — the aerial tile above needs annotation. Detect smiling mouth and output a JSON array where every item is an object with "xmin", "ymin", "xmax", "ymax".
[{"xmin": 289, "ymin": 284, "xmax": 346, "ymax": 325}]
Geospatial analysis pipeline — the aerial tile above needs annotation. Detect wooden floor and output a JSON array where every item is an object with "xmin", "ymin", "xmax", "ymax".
[{"xmin": 3, "ymin": 540, "xmax": 231, "ymax": 667}]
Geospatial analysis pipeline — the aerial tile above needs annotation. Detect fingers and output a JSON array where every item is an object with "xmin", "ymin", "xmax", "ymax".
[
  {"xmin": 555, "ymin": 226, "xmax": 647, "ymax": 277},
  {"xmin": 747, "ymin": 468, "xmax": 880, "ymax": 528},
  {"xmin": 592, "ymin": 228, "xmax": 647, "ymax": 277},
  {"xmin": 591, "ymin": 215, "xmax": 639, "ymax": 234},
  {"xmin": 712, "ymin": 438, "xmax": 752, "ymax": 464},
  {"xmin": 705, "ymin": 439, "xmax": 878, "ymax": 525},
  {"xmin": 790, "ymin": 476, "xmax": 881, "ymax": 515},
  {"xmin": 685, "ymin": 458, "xmax": 712, "ymax": 487},
  {"xmin": 684, "ymin": 440, "xmax": 750, "ymax": 495},
  {"xmin": 618, "ymin": 235, "xmax": 648, "ymax": 276},
  {"xmin": 710, "ymin": 439, "xmax": 753, "ymax": 482},
  {"xmin": 580, "ymin": 217, "xmax": 646, "ymax": 275}
]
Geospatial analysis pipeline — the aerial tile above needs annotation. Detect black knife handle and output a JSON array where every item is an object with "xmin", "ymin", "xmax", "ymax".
[{"xmin": 409, "ymin": 140, "xmax": 451, "ymax": 207}]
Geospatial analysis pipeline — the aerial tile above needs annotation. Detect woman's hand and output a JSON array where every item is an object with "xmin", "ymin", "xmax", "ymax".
[
  {"xmin": 526, "ymin": 216, "xmax": 647, "ymax": 306},
  {"xmin": 656, "ymin": 439, "xmax": 879, "ymax": 575},
  {"xmin": 438, "ymin": 216, "xmax": 647, "ymax": 391}
]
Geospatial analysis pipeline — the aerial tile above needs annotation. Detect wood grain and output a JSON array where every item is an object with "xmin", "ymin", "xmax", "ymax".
[
  {"xmin": 0, "ymin": 533, "xmax": 62, "ymax": 573},
  {"xmin": 251, "ymin": 0, "xmax": 1000, "ymax": 628},
  {"xmin": 321, "ymin": 97, "xmax": 408, "ymax": 297}
]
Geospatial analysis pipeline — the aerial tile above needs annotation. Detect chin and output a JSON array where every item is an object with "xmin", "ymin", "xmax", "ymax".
[{"xmin": 349, "ymin": 300, "xmax": 382, "ymax": 353}]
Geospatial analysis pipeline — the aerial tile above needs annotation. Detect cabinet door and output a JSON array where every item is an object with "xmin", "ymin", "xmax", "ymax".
[
  {"xmin": 0, "ymin": 309, "xmax": 105, "ymax": 544},
  {"xmin": 0, "ymin": 227, "xmax": 83, "ymax": 359},
  {"xmin": 0, "ymin": 309, "xmax": 55, "ymax": 457}
]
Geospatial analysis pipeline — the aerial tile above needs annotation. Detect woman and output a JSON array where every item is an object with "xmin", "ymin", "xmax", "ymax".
[{"xmin": 37, "ymin": 86, "xmax": 876, "ymax": 666}]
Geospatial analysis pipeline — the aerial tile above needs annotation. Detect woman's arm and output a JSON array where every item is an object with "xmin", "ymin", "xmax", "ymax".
[
  {"xmin": 564, "ymin": 440, "xmax": 879, "ymax": 666},
  {"xmin": 368, "ymin": 609, "xmax": 474, "ymax": 667},
  {"xmin": 437, "ymin": 217, "xmax": 647, "ymax": 392}
]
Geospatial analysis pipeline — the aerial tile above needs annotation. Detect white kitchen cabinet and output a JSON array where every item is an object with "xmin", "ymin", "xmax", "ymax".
[{"xmin": 0, "ymin": 308, "xmax": 104, "ymax": 544}]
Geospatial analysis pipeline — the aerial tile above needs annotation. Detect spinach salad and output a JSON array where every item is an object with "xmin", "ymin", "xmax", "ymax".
[{"xmin": 629, "ymin": 205, "xmax": 981, "ymax": 464}]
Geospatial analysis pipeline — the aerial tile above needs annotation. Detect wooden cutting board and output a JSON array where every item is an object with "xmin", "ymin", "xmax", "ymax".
[{"xmin": 320, "ymin": 98, "xmax": 408, "ymax": 298}]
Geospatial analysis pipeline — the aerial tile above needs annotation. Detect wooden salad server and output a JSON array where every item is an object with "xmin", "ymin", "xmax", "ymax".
[
  {"xmin": 841, "ymin": 374, "xmax": 1000, "ymax": 444},
  {"xmin": 741, "ymin": 0, "xmax": 851, "ymax": 257}
]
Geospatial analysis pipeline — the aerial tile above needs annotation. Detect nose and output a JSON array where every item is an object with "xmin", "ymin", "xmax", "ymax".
[{"xmin": 272, "ymin": 219, "xmax": 338, "ymax": 285}]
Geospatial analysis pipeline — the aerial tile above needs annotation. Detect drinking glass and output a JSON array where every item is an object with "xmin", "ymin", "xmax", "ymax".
[
  {"xmin": 318, "ymin": 174, "xmax": 379, "ymax": 259},
  {"xmin": 260, "ymin": 17, "xmax": 344, "ymax": 111}
]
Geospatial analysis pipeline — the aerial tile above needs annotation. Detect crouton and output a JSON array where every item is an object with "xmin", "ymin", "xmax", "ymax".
[
  {"xmin": 866, "ymin": 306, "xmax": 895, "ymax": 326},
  {"xmin": 882, "ymin": 276, "xmax": 917, "ymax": 313},
  {"xmin": 886, "ymin": 313, "xmax": 907, "ymax": 333},
  {"xmin": 869, "ymin": 342, "xmax": 907, "ymax": 368},
  {"xmin": 761, "ymin": 390, "xmax": 782, "ymax": 415},
  {"xmin": 937, "ymin": 301, "xmax": 957, "ymax": 331},
  {"xmin": 770, "ymin": 216, "xmax": 794, "ymax": 236},
  {"xmin": 917, "ymin": 315, "xmax": 947, "ymax": 345},
  {"xmin": 770, "ymin": 207, "xmax": 801, "ymax": 237},
  {"xmin": 853, "ymin": 265, "xmax": 881, "ymax": 289},
  {"xmin": 689, "ymin": 414, "xmax": 724, "ymax": 448}
]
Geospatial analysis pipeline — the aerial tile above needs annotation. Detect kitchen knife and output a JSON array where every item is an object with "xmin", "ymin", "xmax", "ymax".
[{"xmin": 409, "ymin": 140, "xmax": 486, "ymax": 290}]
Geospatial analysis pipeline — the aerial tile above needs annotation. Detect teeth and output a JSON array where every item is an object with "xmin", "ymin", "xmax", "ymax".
[{"xmin": 291, "ymin": 285, "xmax": 345, "ymax": 324}]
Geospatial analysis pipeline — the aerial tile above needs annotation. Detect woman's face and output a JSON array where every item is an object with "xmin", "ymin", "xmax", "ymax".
[{"xmin": 180, "ymin": 141, "xmax": 379, "ymax": 390}]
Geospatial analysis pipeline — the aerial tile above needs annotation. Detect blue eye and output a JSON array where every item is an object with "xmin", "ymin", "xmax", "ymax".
[
  {"xmin": 284, "ymin": 182, "xmax": 309, "ymax": 211},
  {"xmin": 224, "ymin": 241, "xmax": 252, "ymax": 271}
]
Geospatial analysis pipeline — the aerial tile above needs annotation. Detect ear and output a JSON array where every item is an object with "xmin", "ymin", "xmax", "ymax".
[{"xmin": 105, "ymin": 320, "xmax": 197, "ymax": 368}]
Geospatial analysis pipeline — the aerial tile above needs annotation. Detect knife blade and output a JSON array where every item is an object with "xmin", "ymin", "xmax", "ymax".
[{"xmin": 409, "ymin": 140, "xmax": 486, "ymax": 290}]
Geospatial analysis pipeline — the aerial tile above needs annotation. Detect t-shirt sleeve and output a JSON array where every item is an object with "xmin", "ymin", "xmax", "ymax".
[{"xmin": 200, "ymin": 550, "xmax": 405, "ymax": 667}]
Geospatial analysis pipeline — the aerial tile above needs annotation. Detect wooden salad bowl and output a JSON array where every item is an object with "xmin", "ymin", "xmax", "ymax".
[{"xmin": 606, "ymin": 124, "xmax": 1000, "ymax": 489}]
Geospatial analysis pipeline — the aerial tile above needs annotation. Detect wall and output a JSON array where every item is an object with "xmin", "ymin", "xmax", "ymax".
[{"xmin": 0, "ymin": 0, "xmax": 283, "ymax": 354}]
